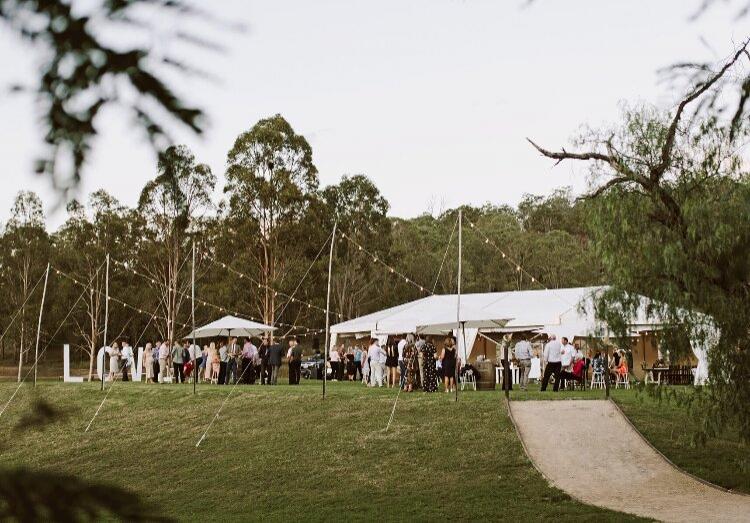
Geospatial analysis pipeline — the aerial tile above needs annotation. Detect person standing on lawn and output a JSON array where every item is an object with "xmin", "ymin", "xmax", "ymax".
[
  {"xmin": 259, "ymin": 337, "xmax": 270, "ymax": 385},
  {"xmin": 226, "ymin": 337, "xmax": 240, "ymax": 384},
  {"xmin": 353, "ymin": 345, "xmax": 363, "ymax": 381},
  {"xmin": 421, "ymin": 339, "xmax": 438, "ymax": 392},
  {"xmin": 368, "ymin": 338, "xmax": 384, "ymax": 387},
  {"xmin": 397, "ymin": 335, "xmax": 408, "ymax": 389},
  {"xmin": 402, "ymin": 337, "xmax": 417, "ymax": 392},
  {"xmin": 288, "ymin": 337, "xmax": 303, "ymax": 385},
  {"xmin": 171, "ymin": 341, "xmax": 184, "ymax": 383},
  {"xmin": 541, "ymin": 335, "xmax": 562, "ymax": 392},
  {"xmin": 267, "ymin": 340, "xmax": 282, "ymax": 385},
  {"xmin": 241, "ymin": 338, "xmax": 257, "ymax": 384},
  {"xmin": 218, "ymin": 342, "xmax": 228, "ymax": 385},
  {"xmin": 144, "ymin": 343, "xmax": 155, "ymax": 383},
  {"xmin": 120, "ymin": 340, "xmax": 133, "ymax": 382},
  {"xmin": 329, "ymin": 344, "xmax": 341, "ymax": 382},
  {"xmin": 152, "ymin": 341, "xmax": 162, "ymax": 383},
  {"xmin": 514, "ymin": 335, "xmax": 533, "ymax": 391},
  {"xmin": 158, "ymin": 341, "xmax": 169, "ymax": 383},
  {"xmin": 440, "ymin": 337, "xmax": 458, "ymax": 393}
]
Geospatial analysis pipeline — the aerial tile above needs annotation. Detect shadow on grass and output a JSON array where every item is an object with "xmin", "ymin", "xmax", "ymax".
[{"xmin": 1, "ymin": 398, "xmax": 172, "ymax": 522}]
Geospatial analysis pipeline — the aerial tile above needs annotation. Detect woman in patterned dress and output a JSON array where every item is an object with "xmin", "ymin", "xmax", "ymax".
[
  {"xmin": 402, "ymin": 338, "xmax": 417, "ymax": 392},
  {"xmin": 421, "ymin": 340, "xmax": 438, "ymax": 392}
]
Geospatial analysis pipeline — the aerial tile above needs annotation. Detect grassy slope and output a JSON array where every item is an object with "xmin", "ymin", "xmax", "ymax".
[
  {"xmin": 508, "ymin": 383, "xmax": 750, "ymax": 494},
  {"xmin": 0, "ymin": 381, "xmax": 638, "ymax": 522},
  {"xmin": 612, "ymin": 390, "xmax": 750, "ymax": 494}
]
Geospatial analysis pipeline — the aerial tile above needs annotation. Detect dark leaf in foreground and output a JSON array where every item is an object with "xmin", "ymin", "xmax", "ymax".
[{"xmin": 0, "ymin": 468, "xmax": 173, "ymax": 522}]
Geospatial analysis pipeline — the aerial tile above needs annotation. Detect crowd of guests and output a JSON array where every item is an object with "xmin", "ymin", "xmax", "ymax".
[
  {"xmin": 104, "ymin": 335, "xmax": 306, "ymax": 385},
  {"xmin": 329, "ymin": 334, "xmax": 460, "ymax": 393},
  {"xmin": 104, "ymin": 331, "xmax": 630, "ymax": 391},
  {"xmin": 511, "ymin": 333, "xmax": 628, "ymax": 392}
]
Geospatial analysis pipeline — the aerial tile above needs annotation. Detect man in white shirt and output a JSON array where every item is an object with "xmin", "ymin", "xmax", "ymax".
[
  {"xmin": 368, "ymin": 339, "xmax": 384, "ymax": 387},
  {"xmin": 120, "ymin": 341, "xmax": 134, "ymax": 382},
  {"xmin": 397, "ymin": 335, "xmax": 408, "ymax": 389},
  {"xmin": 513, "ymin": 336, "xmax": 533, "ymax": 391},
  {"xmin": 541, "ymin": 334, "xmax": 562, "ymax": 392},
  {"xmin": 329, "ymin": 345, "xmax": 341, "ymax": 382},
  {"xmin": 158, "ymin": 342, "xmax": 169, "ymax": 383},
  {"xmin": 560, "ymin": 337, "xmax": 574, "ymax": 371}
]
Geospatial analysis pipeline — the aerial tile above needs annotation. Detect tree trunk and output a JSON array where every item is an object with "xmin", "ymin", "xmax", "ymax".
[{"xmin": 17, "ymin": 316, "xmax": 24, "ymax": 382}]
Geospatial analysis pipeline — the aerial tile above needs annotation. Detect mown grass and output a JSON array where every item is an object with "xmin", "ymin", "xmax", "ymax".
[
  {"xmin": 508, "ymin": 381, "xmax": 750, "ymax": 494},
  {"xmin": 612, "ymin": 389, "xmax": 750, "ymax": 494},
  {"xmin": 0, "ymin": 381, "xmax": 640, "ymax": 522}
]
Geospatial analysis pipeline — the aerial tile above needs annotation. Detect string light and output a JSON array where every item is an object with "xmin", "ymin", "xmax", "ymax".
[
  {"xmin": 204, "ymin": 253, "xmax": 339, "ymax": 319},
  {"xmin": 340, "ymin": 232, "xmax": 432, "ymax": 295},
  {"xmin": 467, "ymin": 219, "xmax": 552, "ymax": 291},
  {"xmin": 53, "ymin": 266, "xmax": 191, "ymax": 331},
  {"xmin": 107, "ymin": 257, "xmax": 324, "ymax": 336}
]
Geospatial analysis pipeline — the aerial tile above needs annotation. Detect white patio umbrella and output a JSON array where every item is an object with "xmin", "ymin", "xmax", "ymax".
[{"xmin": 187, "ymin": 315, "xmax": 275, "ymax": 338}]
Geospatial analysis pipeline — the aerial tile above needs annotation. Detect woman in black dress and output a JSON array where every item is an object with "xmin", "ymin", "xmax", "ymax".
[
  {"xmin": 421, "ymin": 340, "xmax": 438, "ymax": 392},
  {"xmin": 346, "ymin": 350, "xmax": 356, "ymax": 381},
  {"xmin": 385, "ymin": 342, "xmax": 399, "ymax": 388},
  {"xmin": 441, "ymin": 337, "xmax": 457, "ymax": 393}
]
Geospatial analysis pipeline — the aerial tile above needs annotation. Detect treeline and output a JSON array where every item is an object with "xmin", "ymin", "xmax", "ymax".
[{"xmin": 0, "ymin": 115, "xmax": 603, "ymax": 379}]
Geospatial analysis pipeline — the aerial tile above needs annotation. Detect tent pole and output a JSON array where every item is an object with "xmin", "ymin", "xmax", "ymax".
[
  {"xmin": 504, "ymin": 340, "xmax": 510, "ymax": 399},
  {"xmin": 102, "ymin": 253, "xmax": 109, "ymax": 391},
  {"xmin": 323, "ymin": 221, "xmax": 337, "ymax": 400},
  {"xmin": 192, "ymin": 240, "xmax": 197, "ymax": 395},
  {"xmin": 32, "ymin": 263, "xmax": 50, "ymax": 387},
  {"xmin": 455, "ymin": 209, "xmax": 462, "ymax": 403}
]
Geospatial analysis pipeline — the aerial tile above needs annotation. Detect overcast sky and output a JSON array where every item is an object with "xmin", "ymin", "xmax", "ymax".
[{"xmin": 0, "ymin": 0, "xmax": 743, "ymax": 229}]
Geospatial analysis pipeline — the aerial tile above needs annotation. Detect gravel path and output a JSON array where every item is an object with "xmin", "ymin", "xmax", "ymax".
[{"xmin": 509, "ymin": 400, "xmax": 750, "ymax": 522}]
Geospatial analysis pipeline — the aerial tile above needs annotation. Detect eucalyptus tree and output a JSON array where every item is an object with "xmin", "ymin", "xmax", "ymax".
[
  {"xmin": 138, "ymin": 145, "xmax": 215, "ymax": 347},
  {"xmin": 54, "ymin": 191, "xmax": 135, "ymax": 379},
  {"xmin": 322, "ymin": 174, "xmax": 392, "ymax": 320},
  {"xmin": 224, "ymin": 115, "xmax": 319, "ymax": 328},
  {"xmin": 1, "ymin": 192, "xmax": 50, "ymax": 380},
  {"xmin": 529, "ymin": 44, "xmax": 750, "ymax": 440}
]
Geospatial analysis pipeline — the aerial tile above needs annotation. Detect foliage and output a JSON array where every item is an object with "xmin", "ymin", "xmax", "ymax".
[
  {"xmin": 224, "ymin": 114, "xmax": 321, "ymax": 328},
  {"xmin": 0, "ymin": 0, "xmax": 208, "ymax": 193},
  {"xmin": 531, "ymin": 47, "xmax": 750, "ymax": 440},
  {"xmin": 0, "ymin": 116, "xmax": 604, "ymax": 376},
  {"xmin": 138, "ymin": 145, "xmax": 216, "ymax": 345}
]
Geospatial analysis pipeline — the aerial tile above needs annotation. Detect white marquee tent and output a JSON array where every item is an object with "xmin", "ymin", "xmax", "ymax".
[{"xmin": 330, "ymin": 286, "xmax": 669, "ymax": 362}]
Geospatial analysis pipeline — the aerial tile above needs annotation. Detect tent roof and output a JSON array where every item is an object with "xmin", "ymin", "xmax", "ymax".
[
  {"xmin": 188, "ymin": 315, "xmax": 275, "ymax": 339},
  {"xmin": 331, "ymin": 286, "xmax": 662, "ymax": 339}
]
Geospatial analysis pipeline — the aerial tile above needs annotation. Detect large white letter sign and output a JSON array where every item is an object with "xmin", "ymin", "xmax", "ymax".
[{"xmin": 63, "ymin": 344, "xmax": 84, "ymax": 383}]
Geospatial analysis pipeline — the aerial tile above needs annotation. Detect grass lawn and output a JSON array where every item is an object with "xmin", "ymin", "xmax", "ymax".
[
  {"xmin": 508, "ymin": 381, "xmax": 750, "ymax": 494},
  {"xmin": 0, "ymin": 380, "xmax": 640, "ymax": 522},
  {"xmin": 612, "ymin": 389, "xmax": 750, "ymax": 494}
]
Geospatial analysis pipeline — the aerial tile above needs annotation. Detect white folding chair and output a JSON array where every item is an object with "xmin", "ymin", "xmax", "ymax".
[
  {"xmin": 590, "ymin": 370, "xmax": 605, "ymax": 389},
  {"xmin": 615, "ymin": 371, "xmax": 630, "ymax": 389},
  {"xmin": 460, "ymin": 369, "xmax": 476, "ymax": 391}
]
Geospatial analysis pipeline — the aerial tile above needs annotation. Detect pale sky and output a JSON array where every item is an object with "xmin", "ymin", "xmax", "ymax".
[{"xmin": 0, "ymin": 0, "xmax": 743, "ymax": 229}]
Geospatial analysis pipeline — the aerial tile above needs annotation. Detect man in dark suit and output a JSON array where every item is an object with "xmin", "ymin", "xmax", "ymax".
[
  {"xmin": 288, "ymin": 336, "xmax": 303, "ymax": 385},
  {"xmin": 267, "ymin": 340, "xmax": 282, "ymax": 385}
]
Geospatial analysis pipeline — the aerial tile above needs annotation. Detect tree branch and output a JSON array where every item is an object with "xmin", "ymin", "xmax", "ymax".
[{"xmin": 652, "ymin": 39, "xmax": 750, "ymax": 181}]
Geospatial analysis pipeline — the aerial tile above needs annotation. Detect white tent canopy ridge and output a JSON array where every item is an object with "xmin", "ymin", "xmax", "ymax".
[
  {"xmin": 330, "ymin": 286, "xmax": 675, "ymax": 362},
  {"xmin": 187, "ymin": 315, "xmax": 275, "ymax": 339}
]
